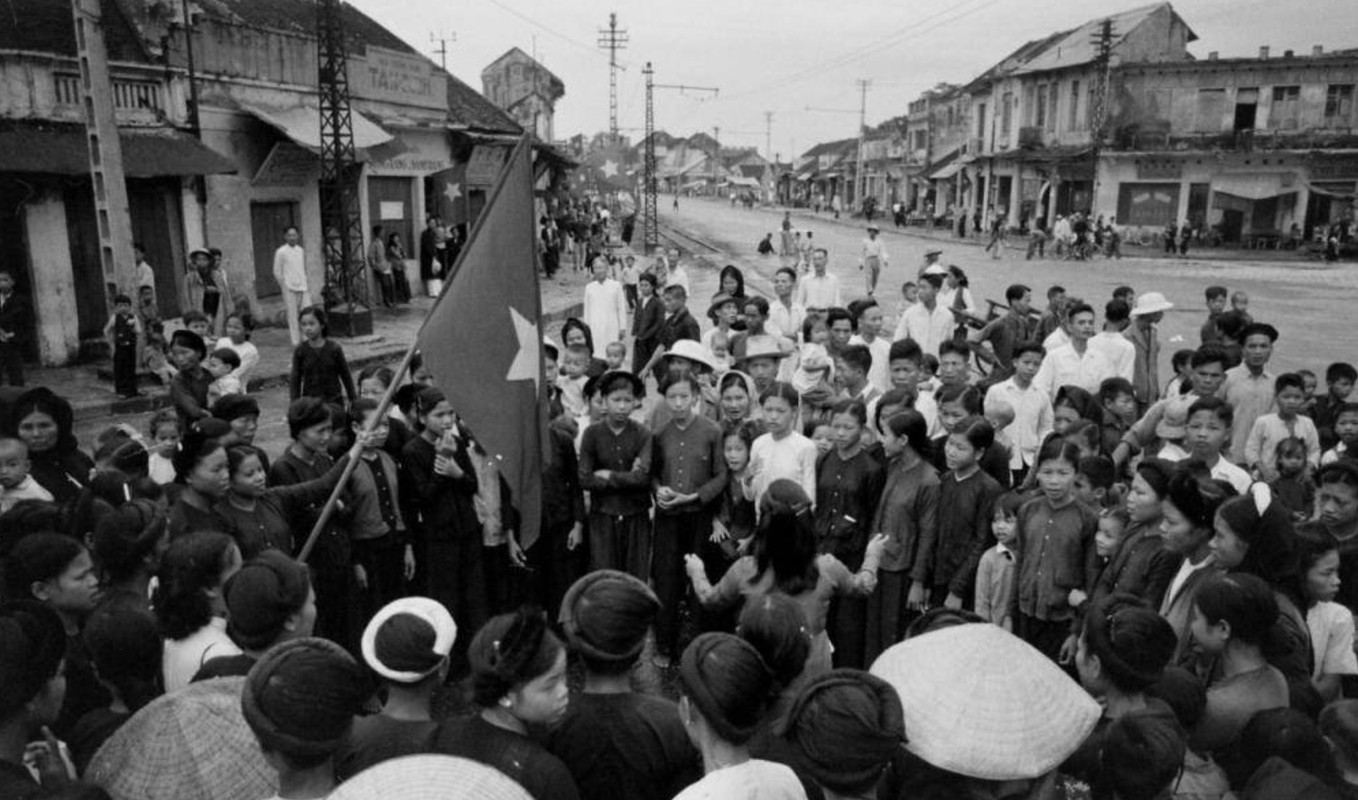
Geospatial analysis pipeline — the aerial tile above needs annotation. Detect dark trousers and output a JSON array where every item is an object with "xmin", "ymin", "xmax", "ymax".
[
  {"xmin": 588, "ymin": 511, "xmax": 652, "ymax": 581},
  {"xmin": 113, "ymin": 344, "xmax": 137, "ymax": 395},
  {"xmin": 653, "ymin": 510, "xmax": 707, "ymax": 657},
  {"xmin": 521, "ymin": 520, "xmax": 588, "ymax": 623},
  {"xmin": 392, "ymin": 264, "xmax": 411, "ymax": 303},
  {"xmin": 482, "ymin": 543, "xmax": 515, "ymax": 616},
  {"xmin": 353, "ymin": 534, "xmax": 406, "ymax": 621},
  {"xmin": 312, "ymin": 563, "xmax": 358, "ymax": 654},
  {"xmin": 865, "ymin": 570, "xmax": 914, "ymax": 665},
  {"xmin": 1017, "ymin": 613, "xmax": 1071, "ymax": 663},
  {"xmin": 828, "ymin": 595, "xmax": 868, "ymax": 669},
  {"xmin": 374, "ymin": 272, "xmax": 395, "ymax": 306},
  {"xmin": 424, "ymin": 536, "xmax": 487, "ymax": 674},
  {"xmin": 624, "ymin": 284, "xmax": 638, "ymax": 311},
  {"xmin": 0, "ymin": 341, "xmax": 24, "ymax": 386}
]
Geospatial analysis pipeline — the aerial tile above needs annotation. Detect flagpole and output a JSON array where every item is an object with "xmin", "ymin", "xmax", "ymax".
[{"xmin": 295, "ymin": 133, "xmax": 535, "ymax": 565}]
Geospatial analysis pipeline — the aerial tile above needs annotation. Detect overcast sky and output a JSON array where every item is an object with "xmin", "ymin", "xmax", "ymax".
[{"xmin": 350, "ymin": 0, "xmax": 1349, "ymax": 159}]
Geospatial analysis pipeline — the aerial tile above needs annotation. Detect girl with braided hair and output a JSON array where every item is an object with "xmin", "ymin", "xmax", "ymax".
[{"xmin": 433, "ymin": 606, "xmax": 579, "ymax": 800}]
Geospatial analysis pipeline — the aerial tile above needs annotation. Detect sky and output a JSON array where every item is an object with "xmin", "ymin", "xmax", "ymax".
[{"xmin": 350, "ymin": 0, "xmax": 1350, "ymax": 160}]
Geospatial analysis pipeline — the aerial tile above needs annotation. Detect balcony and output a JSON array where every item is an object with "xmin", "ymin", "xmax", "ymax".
[
  {"xmin": 1018, "ymin": 126, "xmax": 1043, "ymax": 149},
  {"xmin": 1112, "ymin": 126, "xmax": 1358, "ymax": 153}
]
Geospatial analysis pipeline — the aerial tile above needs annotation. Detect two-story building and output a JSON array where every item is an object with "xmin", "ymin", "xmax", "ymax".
[
  {"xmin": 1104, "ymin": 46, "xmax": 1358, "ymax": 244},
  {"xmin": 481, "ymin": 48, "xmax": 564, "ymax": 143}
]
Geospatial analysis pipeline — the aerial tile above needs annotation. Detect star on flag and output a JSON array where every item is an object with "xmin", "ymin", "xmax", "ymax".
[
  {"xmin": 601, "ymin": 159, "xmax": 619, "ymax": 178},
  {"xmin": 443, "ymin": 181, "xmax": 462, "ymax": 205},
  {"xmin": 505, "ymin": 306, "xmax": 540, "ymax": 392}
]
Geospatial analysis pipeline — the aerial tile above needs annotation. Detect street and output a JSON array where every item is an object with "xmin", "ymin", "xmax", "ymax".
[{"xmin": 661, "ymin": 197, "xmax": 1358, "ymax": 379}]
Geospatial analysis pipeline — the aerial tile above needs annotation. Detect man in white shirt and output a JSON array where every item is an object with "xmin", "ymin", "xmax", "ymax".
[
  {"xmin": 860, "ymin": 225, "xmax": 889, "ymax": 297},
  {"xmin": 582, "ymin": 257, "xmax": 627, "ymax": 358},
  {"xmin": 272, "ymin": 225, "xmax": 311, "ymax": 346},
  {"xmin": 1033, "ymin": 301, "xmax": 1119, "ymax": 397},
  {"xmin": 848, "ymin": 300, "xmax": 891, "ymax": 394},
  {"xmin": 133, "ymin": 243, "xmax": 156, "ymax": 304},
  {"xmin": 768, "ymin": 266, "xmax": 806, "ymax": 342},
  {"xmin": 1090, "ymin": 298, "xmax": 1136, "ymax": 383},
  {"xmin": 984, "ymin": 342, "xmax": 1053, "ymax": 477},
  {"xmin": 665, "ymin": 248, "xmax": 691, "ymax": 298},
  {"xmin": 893, "ymin": 273, "xmax": 953, "ymax": 356},
  {"xmin": 795, "ymin": 248, "xmax": 841, "ymax": 314}
]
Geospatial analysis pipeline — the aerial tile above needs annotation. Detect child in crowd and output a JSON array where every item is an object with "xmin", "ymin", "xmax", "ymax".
[
  {"xmin": 348, "ymin": 399, "xmax": 415, "ymax": 619},
  {"xmin": 919, "ymin": 354, "xmax": 940, "ymax": 394},
  {"xmin": 935, "ymin": 384, "xmax": 1010, "ymax": 489},
  {"xmin": 0, "ymin": 436, "xmax": 53, "ymax": 512},
  {"xmin": 975, "ymin": 491, "xmax": 1023, "ymax": 630},
  {"xmin": 835, "ymin": 344, "xmax": 879, "ymax": 406},
  {"xmin": 558, "ymin": 344, "xmax": 592, "ymax": 420},
  {"xmin": 809, "ymin": 420, "xmax": 834, "ymax": 456},
  {"xmin": 1297, "ymin": 537, "xmax": 1358, "ymax": 703},
  {"xmin": 708, "ymin": 330, "xmax": 732, "ymax": 375},
  {"xmin": 355, "ymin": 365, "xmax": 411, "ymax": 460},
  {"xmin": 1163, "ymin": 348, "xmax": 1196, "ymax": 399},
  {"xmin": 1093, "ymin": 507, "xmax": 1130, "ymax": 567},
  {"xmin": 1012, "ymin": 438, "xmax": 1099, "ymax": 663},
  {"xmin": 848, "ymin": 299, "xmax": 890, "ymax": 393},
  {"xmin": 714, "ymin": 425, "xmax": 757, "ymax": 566},
  {"xmin": 746, "ymin": 382, "xmax": 818, "ymax": 506},
  {"xmin": 1299, "ymin": 368, "xmax": 1319, "ymax": 417},
  {"xmin": 1098, "ymin": 377, "xmax": 1137, "ymax": 458},
  {"xmin": 182, "ymin": 309, "xmax": 214, "ymax": 348},
  {"xmin": 1074, "ymin": 455, "xmax": 1116, "ymax": 510},
  {"xmin": 1184, "ymin": 396, "xmax": 1252, "ymax": 494},
  {"xmin": 579, "ymin": 371, "xmax": 652, "ymax": 579},
  {"xmin": 104, "ymin": 293, "xmax": 142, "ymax": 398},
  {"xmin": 205, "ymin": 348, "xmax": 242, "ymax": 406},
  {"xmin": 1316, "ymin": 362, "xmax": 1358, "ymax": 451},
  {"xmin": 1099, "ymin": 714, "xmax": 1186, "ymax": 800},
  {"xmin": 1245, "ymin": 372, "xmax": 1320, "ymax": 482},
  {"xmin": 1231, "ymin": 290, "xmax": 1252, "ymax": 324},
  {"xmin": 146, "ymin": 408, "xmax": 181, "ymax": 485},
  {"xmin": 886, "ymin": 338, "xmax": 938, "ymax": 434},
  {"xmin": 290, "ymin": 306, "xmax": 356, "ymax": 409},
  {"xmin": 1324, "ymin": 402, "xmax": 1358, "ymax": 466},
  {"xmin": 934, "ymin": 416, "xmax": 1003, "ymax": 610},
  {"xmin": 1270, "ymin": 436, "xmax": 1316, "ymax": 522},
  {"xmin": 984, "ymin": 400, "xmax": 1015, "ymax": 455},
  {"xmin": 984, "ymin": 342, "xmax": 1050, "ymax": 484},
  {"xmin": 603, "ymin": 340, "xmax": 627, "ymax": 372},
  {"xmin": 1201, "ymin": 285, "xmax": 1228, "ymax": 346},
  {"xmin": 216, "ymin": 311, "xmax": 259, "ymax": 388}
]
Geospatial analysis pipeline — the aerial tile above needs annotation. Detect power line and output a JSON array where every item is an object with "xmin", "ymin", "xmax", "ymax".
[
  {"xmin": 479, "ymin": 0, "xmax": 613, "ymax": 61},
  {"xmin": 597, "ymin": 12, "xmax": 629, "ymax": 144}
]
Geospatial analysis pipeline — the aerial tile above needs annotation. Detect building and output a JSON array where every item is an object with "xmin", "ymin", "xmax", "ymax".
[
  {"xmin": 481, "ymin": 48, "xmax": 565, "ymax": 142},
  {"xmin": 0, "ymin": 0, "xmax": 519, "ymax": 365},
  {"xmin": 1103, "ymin": 46, "xmax": 1358, "ymax": 243}
]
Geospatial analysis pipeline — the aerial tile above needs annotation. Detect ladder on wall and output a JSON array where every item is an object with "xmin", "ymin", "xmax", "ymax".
[{"xmin": 71, "ymin": 0, "xmax": 137, "ymax": 300}]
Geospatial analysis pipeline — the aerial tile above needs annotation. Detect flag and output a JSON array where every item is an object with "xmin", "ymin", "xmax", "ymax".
[
  {"xmin": 428, "ymin": 162, "xmax": 468, "ymax": 226},
  {"xmin": 417, "ymin": 135, "xmax": 547, "ymax": 549}
]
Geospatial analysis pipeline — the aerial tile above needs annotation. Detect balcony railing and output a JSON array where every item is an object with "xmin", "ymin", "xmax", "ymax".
[
  {"xmin": 54, "ymin": 73, "xmax": 164, "ymax": 112},
  {"xmin": 1113, "ymin": 127, "xmax": 1358, "ymax": 152}
]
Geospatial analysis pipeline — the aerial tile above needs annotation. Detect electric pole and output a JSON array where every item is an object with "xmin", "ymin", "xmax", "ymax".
[
  {"xmin": 642, "ymin": 67, "xmax": 717, "ymax": 253},
  {"xmin": 764, "ymin": 111, "xmax": 773, "ymax": 163},
  {"xmin": 1089, "ymin": 19, "xmax": 1115, "ymax": 214},
  {"xmin": 712, "ymin": 126, "xmax": 720, "ymax": 194},
  {"xmin": 855, "ymin": 78, "xmax": 870, "ymax": 212},
  {"xmin": 430, "ymin": 31, "xmax": 456, "ymax": 71},
  {"xmin": 596, "ymin": 12, "xmax": 628, "ymax": 145}
]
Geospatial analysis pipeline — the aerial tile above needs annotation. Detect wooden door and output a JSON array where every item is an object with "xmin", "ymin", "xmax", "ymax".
[
  {"xmin": 366, "ymin": 177, "xmax": 414, "ymax": 257},
  {"xmin": 251, "ymin": 201, "xmax": 299, "ymax": 298},
  {"xmin": 128, "ymin": 179, "xmax": 185, "ymax": 318},
  {"xmin": 62, "ymin": 181, "xmax": 110, "ymax": 343}
]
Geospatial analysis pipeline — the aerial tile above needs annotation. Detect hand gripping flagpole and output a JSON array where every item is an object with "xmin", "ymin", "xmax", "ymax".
[{"xmin": 296, "ymin": 133, "xmax": 536, "ymax": 565}]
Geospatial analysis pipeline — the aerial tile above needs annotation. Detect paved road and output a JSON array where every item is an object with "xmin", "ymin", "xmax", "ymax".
[{"xmin": 662, "ymin": 197, "xmax": 1358, "ymax": 381}]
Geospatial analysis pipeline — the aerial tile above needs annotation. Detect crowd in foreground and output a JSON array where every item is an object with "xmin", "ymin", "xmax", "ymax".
[{"xmin": 5, "ymin": 234, "xmax": 1358, "ymax": 799}]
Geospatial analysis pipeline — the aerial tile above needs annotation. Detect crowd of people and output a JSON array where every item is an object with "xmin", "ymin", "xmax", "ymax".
[{"xmin": 6, "ymin": 225, "xmax": 1358, "ymax": 800}]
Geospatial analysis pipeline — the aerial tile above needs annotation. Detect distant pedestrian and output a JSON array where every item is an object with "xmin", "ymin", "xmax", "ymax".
[
  {"xmin": 387, "ymin": 232, "xmax": 410, "ymax": 304},
  {"xmin": 0, "ymin": 269, "xmax": 30, "ymax": 386},
  {"xmin": 860, "ymin": 225, "xmax": 888, "ymax": 297},
  {"xmin": 187, "ymin": 247, "xmax": 229, "ymax": 336},
  {"xmin": 104, "ymin": 294, "xmax": 142, "ymax": 398},
  {"xmin": 272, "ymin": 227, "xmax": 312, "ymax": 347}
]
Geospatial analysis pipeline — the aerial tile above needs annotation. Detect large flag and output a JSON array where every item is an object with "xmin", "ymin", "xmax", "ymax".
[{"xmin": 417, "ymin": 135, "xmax": 546, "ymax": 549}]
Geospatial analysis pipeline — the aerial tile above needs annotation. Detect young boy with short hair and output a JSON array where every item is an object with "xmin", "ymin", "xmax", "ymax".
[
  {"xmin": 559, "ymin": 344, "xmax": 592, "ymax": 419},
  {"xmin": 579, "ymin": 371, "xmax": 653, "ymax": 579},
  {"xmin": 1098, "ymin": 376, "xmax": 1138, "ymax": 458},
  {"xmin": 205, "ymin": 347, "xmax": 243, "ymax": 406},
  {"xmin": 983, "ymin": 342, "xmax": 1051, "ymax": 484},
  {"xmin": 886, "ymin": 337, "xmax": 938, "ymax": 435},
  {"xmin": 1201, "ymin": 285, "xmax": 1228, "ymax": 346},
  {"xmin": 848, "ymin": 299, "xmax": 890, "ymax": 394},
  {"xmin": 182, "ymin": 309, "xmax": 214, "ymax": 348},
  {"xmin": 1315, "ymin": 361, "xmax": 1357, "ymax": 451},
  {"xmin": 603, "ymin": 340, "xmax": 627, "ymax": 372},
  {"xmin": 975, "ymin": 492, "xmax": 1024, "ymax": 630},
  {"xmin": 0, "ymin": 436, "xmax": 54, "ymax": 512},
  {"xmin": 1074, "ymin": 455, "xmax": 1116, "ymax": 510},
  {"xmin": 1184, "ymin": 396, "xmax": 1251, "ymax": 494},
  {"xmin": 347, "ymin": 399, "xmax": 415, "ymax": 617},
  {"xmin": 1245, "ymin": 372, "xmax": 1321, "ymax": 481},
  {"xmin": 937, "ymin": 340, "xmax": 972, "ymax": 391},
  {"xmin": 1322, "ymin": 402, "xmax": 1358, "ymax": 465},
  {"xmin": 104, "ymin": 293, "xmax": 142, "ymax": 398},
  {"xmin": 835, "ymin": 344, "xmax": 879, "ymax": 405}
]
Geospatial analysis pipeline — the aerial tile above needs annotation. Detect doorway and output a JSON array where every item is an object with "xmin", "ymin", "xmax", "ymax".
[
  {"xmin": 250, "ymin": 201, "xmax": 300, "ymax": 298},
  {"xmin": 367, "ymin": 177, "xmax": 414, "ymax": 257},
  {"xmin": 128, "ymin": 179, "xmax": 185, "ymax": 319},
  {"xmin": 1234, "ymin": 89, "xmax": 1259, "ymax": 133}
]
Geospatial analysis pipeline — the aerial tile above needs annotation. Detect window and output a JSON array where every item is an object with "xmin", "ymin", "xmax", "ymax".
[
  {"xmin": 1271, "ymin": 86, "xmax": 1300, "ymax": 130},
  {"xmin": 1048, "ymin": 84, "xmax": 1060, "ymax": 131},
  {"xmin": 1195, "ymin": 88, "xmax": 1228, "ymax": 132},
  {"xmin": 976, "ymin": 102, "xmax": 987, "ymax": 137},
  {"xmin": 1117, "ymin": 183, "xmax": 1181, "ymax": 226},
  {"xmin": 1035, "ymin": 84, "xmax": 1047, "ymax": 128},
  {"xmin": 1069, "ymin": 81, "xmax": 1081, "ymax": 130},
  {"xmin": 1326, "ymin": 85, "xmax": 1355, "ymax": 127},
  {"xmin": 1001, "ymin": 91, "xmax": 1013, "ymax": 136}
]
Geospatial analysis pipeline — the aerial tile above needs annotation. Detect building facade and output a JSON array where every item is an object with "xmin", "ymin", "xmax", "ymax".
[{"xmin": 481, "ymin": 48, "xmax": 565, "ymax": 143}]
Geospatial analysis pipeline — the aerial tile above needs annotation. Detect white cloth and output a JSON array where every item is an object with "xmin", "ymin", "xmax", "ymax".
[
  {"xmin": 148, "ymin": 453, "xmax": 176, "ymax": 485},
  {"xmin": 163, "ymin": 617, "xmax": 242, "ymax": 692},
  {"xmin": 1033, "ymin": 342, "xmax": 1120, "ymax": 398},
  {"xmin": 894, "ymin": 302, "xmax": 954, "ymax": 356},
  {"xmin": 749, "ymin": 432, "xmax": 819, "ymax": 510},
  {"xmin": 1042, "ymin": 327, "xmax": 1070, "ymax": 352},
  {"xmin": 1323, "ymin": 442, "xmax": 1349, "ymax": 466},
  {"xmin": 985, "ymin": 378, "xmax": 1054, "ymax": 469},
  {"xmin": 1163, "ymin": 557, "xmax": 1214, "ymax": 615},
  {"xmin": 795, "ymin": 273, "xmax": 841, "ymax": 310},
  {"xmin": 271, "ymin": 244, "xmax": 308, "ymax": 291},
  {"xmin": 135, "ymin": 260, "xmax": 156, "ymax": 292},
  {"xmin": 938, "ymin": 285, "xmax": 976, "ymax": 314},
  {"xmin": 1209, "ymin": 457, "xmax": 1253, "ymax": 495},
  {"xmin": 768, "ymin": 299, "xmax": 806, "ymax": 342},
  {"xmin": 849, "ymin": 334, "xmax": 892, "ymax": 394},
  {"xmin": 0, "ymin": 474, "xmax": 54, "ymax": 513},
  {"xmin": 1309, "ymin": 601, "xmax": 1358, "ymax": 680},
  {"xmin": 860, "ymin": 237, "xmax": 889, "ymax": 267},
  {"xmin": 666, "ymin": 265, "xmax": 691, "ymax": 298},
  {"xmin": 582, "ymin": 278, "xmax": 627, "ymax": 358},
  {"xmin": 673, "ymin": 760, "xmax": 808, "ymax": 800},
  {"xmin": 1090, "ymin": 331, "xmax": 1136, "ymax": 383}
]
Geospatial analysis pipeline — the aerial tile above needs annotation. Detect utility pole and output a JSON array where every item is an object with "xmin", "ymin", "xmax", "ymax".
[
  {"xmin": 1089, "ymin": 19, "xmax": 1115, "ymax": 215},
  {"xmin": 596, "ymin": 12, "xmax": 628, "ymax": 145},
  {"xmin": 643, "ymin": 67, "xmax": 718, "ymax": 252},
  {"xmin": 430, "ymin": 31, "xmax": 456, "ymax": 71},
  {"xmin": 316, "ymin": 0, "xmax": 371, "ymax": 335},
  {"xmin": 855, "ymin": 78, "xmax": 871, "ymax": 212},
  {"xmin": 712, "ymin": 126, "xmax": 720, "ymax": 196},
  {"xmin": 764, "ymin": 111, "xmax": 773, "ymax": 163},
  {"xmin": 71, "ymin": 0, "xmax": 137, "ymax": 301}
]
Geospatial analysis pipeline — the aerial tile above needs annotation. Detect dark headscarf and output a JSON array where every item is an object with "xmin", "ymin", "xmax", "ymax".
[
  {"xmin": 781, "ymin": 669, "xmax": 907, "ymax": 794},
  {"xmin": 1218, "ymin": 485, "xmax": 1302, "ymax": 604},
  {"xmin": 0, "ymin": 600, "xmax": 67, "ymax": 719},
  {"xmin": 225, "ymin": 552, "xmax": 312, "ymax": 651},
  {"xmin": 559, "ymin": 570, "xmax": 659, "ymax": 665},
  {"xmin": 679, "ymin": 633, "xmax": 772, "ymax": 745},
  {"xmin": 1054, "ymin": 385, "xmax": 1105, "ymax": 428},
  {"xmin": 241, "ymin": 637, "xmax": 366, "ymax": 758},
  {"xmin": 560, "ymin": 317, "xmax": 595, "ymax": 355},
  {"xmin": 1084, "ymin": 594, "xmax": 1177, "ymax": 691}
]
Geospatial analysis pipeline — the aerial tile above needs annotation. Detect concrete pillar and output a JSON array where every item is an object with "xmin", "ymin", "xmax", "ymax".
[
  {"xmin": 181, "ymin": 180, "xmax": 206, "ymax": 253},
  {"xmin": 24, "ymin": 194, "xmax": 80, "ymax": 365}
]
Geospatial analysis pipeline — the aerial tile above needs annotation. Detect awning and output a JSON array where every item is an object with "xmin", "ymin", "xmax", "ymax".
[
  {"xmin": 237, "ymin": 100, "xmax": 401, "ymax": 160},
  {"xmin": 928, "ymin": 161, "xmax": 964, "ymax": 180},
  {"xmin": 0, "ymin": 123, "xmax": 236, "ymax": 177},
  {"xmin": 1211, "ymin": 173, "xmax": 1291, "ymax": 201},
  {"xmin": 724, "ymin": 176, "xmax": 760, "ymax": 188}
]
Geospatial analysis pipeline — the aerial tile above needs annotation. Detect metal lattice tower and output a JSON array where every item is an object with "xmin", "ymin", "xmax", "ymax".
[
  {"xmin": 316, "ymin": 0, "xmax": 371, "ymax": 335},
  {"xmin": 642, "ymin": 62, "xmax": 658, "ymax": 254},
  {"xmin": 597, "ymin": 12, "xmax": 628, "ymax": 144},
  {"xmin": 71, "ymin": 0, "xmax": 137, "ymax": 300},
  {"xmin": 1089, "ymin": 19, "xmax": 1116, "ymax": 205}
]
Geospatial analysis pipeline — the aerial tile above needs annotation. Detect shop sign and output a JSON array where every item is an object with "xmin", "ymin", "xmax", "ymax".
[{"xmin": 1136, "ymin": 158, "xmax": 1181, "ymax": 180}]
